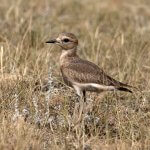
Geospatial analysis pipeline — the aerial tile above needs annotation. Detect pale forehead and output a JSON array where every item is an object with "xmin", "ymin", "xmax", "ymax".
[
  {"xmin": 58, "ymin": 33, "xmax": 77, "ymax": 40},
  {"xmin": 61, "ymin": 36, "xmax": 70, "ymax": 39}
]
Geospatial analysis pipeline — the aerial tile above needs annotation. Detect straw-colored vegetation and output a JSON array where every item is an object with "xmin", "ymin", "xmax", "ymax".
[{"xmin": 0, "ymin": 0, "xmax": 150, "ymax": 149}]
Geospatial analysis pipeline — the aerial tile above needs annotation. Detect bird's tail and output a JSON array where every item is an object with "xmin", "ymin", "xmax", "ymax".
[
  {"xmin": 117, "ymin": 82, "xmax": 141, "ymax": 94},
  {"xmin": 116, "ymin": 86, "xmax": 132, "ymax": 93}
]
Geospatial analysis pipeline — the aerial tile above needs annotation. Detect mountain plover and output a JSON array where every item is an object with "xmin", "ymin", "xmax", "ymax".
[{"xmin": 46, "ymin": 32, "xmax": 133, "ymax": 102}]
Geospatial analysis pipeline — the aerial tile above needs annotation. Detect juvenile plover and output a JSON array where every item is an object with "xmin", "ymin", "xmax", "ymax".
[{"xmin": 46, "ymin": 32, "xmax": 133, "ymax": 102}]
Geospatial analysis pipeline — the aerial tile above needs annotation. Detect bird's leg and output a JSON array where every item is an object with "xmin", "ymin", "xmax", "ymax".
[
  {"xmin": 77, "ymin": 91, "xmax": 84, "ymax": 123},
  {"xmin": 82, "ymin": 90, "xmax": 89, "ymax": 113},
  {"xmin": 83, "ymin": 90, "xmax": 86, "ymax": 102},
  {"xmin": 83, "ymin": 90, "xmax": 92, "ymax": 115},
  {"xmin": 72, "ymin": 86, "xmax": 85, "ymax": 126}
]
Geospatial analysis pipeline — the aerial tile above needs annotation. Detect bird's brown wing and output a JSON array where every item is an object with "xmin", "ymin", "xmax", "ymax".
[{"xmin": 61, "ymin": 59, "xmax": 125, "ymax": 87}]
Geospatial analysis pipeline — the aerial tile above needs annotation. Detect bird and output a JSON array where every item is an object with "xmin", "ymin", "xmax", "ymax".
[{"xmin": 46, "ymin": 32, "xmax": 134, "ymax": 102}]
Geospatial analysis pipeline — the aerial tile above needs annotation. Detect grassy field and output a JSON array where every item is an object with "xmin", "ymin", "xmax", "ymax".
[{"xmin": 0, "ymin": 0, "xmax": 150, "ymax": 149}]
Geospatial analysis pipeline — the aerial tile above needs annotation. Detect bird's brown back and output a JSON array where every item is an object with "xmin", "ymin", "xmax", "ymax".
[{"xmin": 60, "ymin": 56, "xmax": 127, "ymax": 88}]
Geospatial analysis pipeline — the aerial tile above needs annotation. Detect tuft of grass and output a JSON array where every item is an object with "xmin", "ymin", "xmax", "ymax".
[{"xmin": 0, "ymin": 0, "xmax": 150, "ymax": 149}]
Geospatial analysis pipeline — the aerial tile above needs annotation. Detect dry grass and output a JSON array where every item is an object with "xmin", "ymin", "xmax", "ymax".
[{"xmin": 0, "ymin": 0, "xmax": 150, "ymax": 149}]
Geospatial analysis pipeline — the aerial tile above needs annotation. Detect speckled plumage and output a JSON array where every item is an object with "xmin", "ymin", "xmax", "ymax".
[{"xmin": 46, "ymin": 32, "xmax": 132, "ymax": 101}]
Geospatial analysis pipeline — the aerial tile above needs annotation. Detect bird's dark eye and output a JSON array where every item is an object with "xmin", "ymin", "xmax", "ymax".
[{"xmin": 63, "ymin": 38, "xmax": 70, "ymax": 42}]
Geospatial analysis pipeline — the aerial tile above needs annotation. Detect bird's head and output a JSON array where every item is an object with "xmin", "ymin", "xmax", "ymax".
[{"xmin": 46, "ymin": 32, "xmax": 78, "ymax": 50}]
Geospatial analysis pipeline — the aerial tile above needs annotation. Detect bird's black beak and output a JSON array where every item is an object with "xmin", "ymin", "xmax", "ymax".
[{"xmin": 45, "ymin": 39, "xmax": 57, "ymax": 44}]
